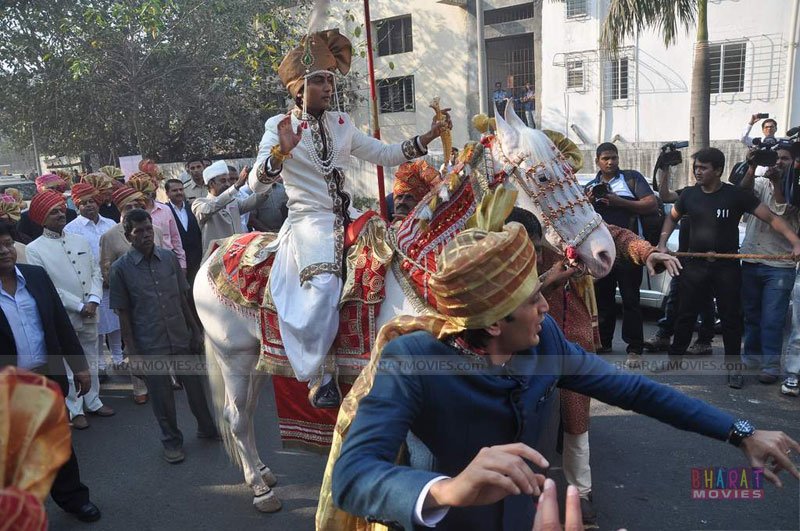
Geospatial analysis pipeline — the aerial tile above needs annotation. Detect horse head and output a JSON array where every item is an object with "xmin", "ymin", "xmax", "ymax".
[{"xmin": 490, "ymin": 102, "xmax": 615, "ymax": 278}]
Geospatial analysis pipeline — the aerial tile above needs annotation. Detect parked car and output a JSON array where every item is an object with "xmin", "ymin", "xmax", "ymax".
[{"xmin": 0, "ymin": 174, "xmax": 36, "ymax": 202}]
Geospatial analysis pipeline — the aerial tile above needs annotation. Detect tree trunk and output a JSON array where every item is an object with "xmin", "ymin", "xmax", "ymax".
[{"xmin": 687, "ymin": 0, "xmax": 710, "ymax": 187}]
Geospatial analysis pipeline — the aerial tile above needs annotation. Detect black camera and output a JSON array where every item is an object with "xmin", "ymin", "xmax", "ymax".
[
  {"xmin": 750, "ymin": 137, "xmax": 780, "ymax": 167},
  {"xmin": 590, "ymin": 182, "xmax": 609, "ymax": 199},
  {"xmin": 657, "ymin": 141, "xmax": 688, "ymax": 168}
]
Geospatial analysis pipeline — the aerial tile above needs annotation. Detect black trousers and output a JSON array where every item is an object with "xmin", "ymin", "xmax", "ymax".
[
  {"xmin": 594, "ymin": 260, "xmax": 644, "ymax": 354},
  {"xmin": 657, "ymin": 267, "xmax": 715, "ymax": 343},
  {"xmin": 668, "ymin": 259, "xmax": 742, "ymax": 365},
  {"xmin": 51, "ymin": 446, "xmax": 90, "ymax": 511}
]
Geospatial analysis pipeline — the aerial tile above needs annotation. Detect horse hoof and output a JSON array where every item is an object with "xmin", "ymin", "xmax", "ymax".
[
  {"xmin": 253, "ymin": 489, "xmax": 282, "ymax": 513},
  {"xmin": 260, "ymin": 466, "xmax": 278, "ymax": 487}
]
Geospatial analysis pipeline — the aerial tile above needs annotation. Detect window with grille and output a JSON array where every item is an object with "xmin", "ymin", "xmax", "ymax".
[
  {"xmin": 709, "ymin": 41, "xmax": 746, "ymax": 94},
  {"xmin": 484, "ymin": 4, "xmax": 534, "ymax": 25},
  {"xmin": 378, "ymin": 76, "xmax": 415, "ymax": 113},
  {"xmin": 609, "ymin": 57, "xmax": 629, "ymax": 100},
  {"xmin": 566, "ymin": 60, "xmax": 584, "ymax": 90},
  {"xmin": 566, "ymin": 0, "xmax": 588, "ymax": 19},
  {"xmin": 376, "ymin": 15, "xmax": 413, "ymax": 56}
]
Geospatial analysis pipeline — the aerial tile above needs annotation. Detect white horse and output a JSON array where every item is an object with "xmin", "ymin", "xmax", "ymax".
[{"xmin": 194, "ymin": 103, "xmax": 616, "ymax": 512}]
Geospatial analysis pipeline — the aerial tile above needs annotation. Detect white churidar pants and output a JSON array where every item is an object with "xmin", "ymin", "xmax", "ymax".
[
  {"xmin": 64, "ymin": 323, "xmax": 104, "ymax": 418},
  {"xmin": 562, "ymin": 431, "xmax": 592, "ymax": 497},
  {"xmin": 271, "ymin": 231, "xmax": 341, "ymax": 383}
]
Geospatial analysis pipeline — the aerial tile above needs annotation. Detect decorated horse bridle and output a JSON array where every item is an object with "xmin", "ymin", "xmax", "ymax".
[{"xmin": 489, "ymin": 135, "xmax": 604, "ymax": 263}]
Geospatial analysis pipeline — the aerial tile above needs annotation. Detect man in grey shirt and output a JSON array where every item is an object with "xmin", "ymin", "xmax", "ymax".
[{"xmin": 109, "ymin": 209, "xmax": 217, "ymax": 464}]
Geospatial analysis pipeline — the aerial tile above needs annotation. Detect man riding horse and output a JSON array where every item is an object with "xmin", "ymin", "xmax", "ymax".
[{"xmin": 247, "ymin": 30, "xmax": 451, "ymax": 408}]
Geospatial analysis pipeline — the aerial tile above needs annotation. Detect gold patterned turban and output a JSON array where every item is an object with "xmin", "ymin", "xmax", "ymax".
[
  {"xmin": 0, "ymin": 194, "xmax": 21, "ymax": 222},
  {"xmin": 81, "ymin": 173, "xmax": 114, "ymax": 193},
  {"xmin": 393, "ymin": 160, "xmax": 442, "ymax": 202},
  {"xmin": 98, "ymin": 166, "xmax": 125, "ymax": 182},
  {"xmin": 128, "ymin": 172, "xmax": 156, "ymax": 195},
  {"xmin": 0, "ymin": 367, "xmax": 72, "ymax": 530},
  {"xmin": 278, "ymin": 29, "xmax": 353, "ymax": 97}
]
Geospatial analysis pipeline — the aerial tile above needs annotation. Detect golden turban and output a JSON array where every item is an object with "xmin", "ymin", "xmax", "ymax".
[
  {"xmin": 393, "ymin": 160, "xmax": 442, "ymax": 202},
  {"xmin": 278, "ymin": 29, "xmax": 353, "ymax": 97},
  {"xmin": 82, "ymin": 173, "xmax": 114, "ymax": 193},
  {"xmin": 128, "ymin": 173, "xmax": 156, "ymax": 195},
  {"xmin": 98, "ymin": 166, "xmax": 125, "ymax": 182},
  {"xmin": 0, "ymin": 367, "xmax": 71, "ymax": 502},
  {"xmin": 0, "ymin": 194, "xmax": 21, "ymax": 222}
]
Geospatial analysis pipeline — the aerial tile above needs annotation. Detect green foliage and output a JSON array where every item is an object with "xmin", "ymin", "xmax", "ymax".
[
  {"xmin": 0, "ymin": 0, "xmax": 310, "ymax": 163},
  {"xmin": 598, "ymin": 0, "xmax": 698, "ymax": 52}
]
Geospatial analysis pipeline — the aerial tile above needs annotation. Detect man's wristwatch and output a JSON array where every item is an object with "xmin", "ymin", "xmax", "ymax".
[{"xmin": 728, "ymin": 419, "xmax": 756, "ymax": 447}]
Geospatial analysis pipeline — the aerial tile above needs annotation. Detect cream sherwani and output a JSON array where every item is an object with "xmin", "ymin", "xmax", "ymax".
[
  {"xmin": 191, "ymin": 185, "xmax": 264, "ymax": 253},
  {"xmin": 65, "ymin": 214, "xmax": 122, "ymax": 366},
  {"xmin": 247, "ymin": 109, "xmax": 425, "ymax": 381},
  {"xmin": 27, "ymin": 229, "xmax": 105, "ymax": 418}
]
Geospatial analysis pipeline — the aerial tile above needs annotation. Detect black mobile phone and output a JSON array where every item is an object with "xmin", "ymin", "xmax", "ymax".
[{"xmin": 756, "ymin": 113, "xmax": 770, "ymax": 119}]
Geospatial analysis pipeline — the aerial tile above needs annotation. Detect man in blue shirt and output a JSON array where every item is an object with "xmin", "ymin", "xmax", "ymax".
[
  {"xmin": 0, "ymin": 221, "xmax": 102, "ymax": 523},
  {"xmin": 586, "ymin": 142, "xmax": 658, "ymax": 361},
  {"xmin": 324, "ymin": 198, "xmax": 799, "ymax": 531}
]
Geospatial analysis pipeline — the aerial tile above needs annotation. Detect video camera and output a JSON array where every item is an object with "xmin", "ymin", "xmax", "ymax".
[
  {"xmin": 657, "ymin": 141, "xmax": 689, "ymax": 168},
  {"xmin": 750, "ymin": 128, "xmax": 800, "ymax": 166}
]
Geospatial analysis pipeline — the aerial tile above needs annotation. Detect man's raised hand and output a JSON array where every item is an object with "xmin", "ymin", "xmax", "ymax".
[{"xmin": 277, "ymin": 114, "xmax": 303, "ymax": 155}]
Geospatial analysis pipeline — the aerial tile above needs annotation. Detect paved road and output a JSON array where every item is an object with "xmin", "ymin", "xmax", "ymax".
[{"xmin": 47, "ymin": 318, "xmax": 800, "ymax": 531}]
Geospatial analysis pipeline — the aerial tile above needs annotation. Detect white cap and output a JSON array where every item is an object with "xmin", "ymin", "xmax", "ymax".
[{"xmin": 202, "ymin": 160, "xmax": 229, "ymax": 185}]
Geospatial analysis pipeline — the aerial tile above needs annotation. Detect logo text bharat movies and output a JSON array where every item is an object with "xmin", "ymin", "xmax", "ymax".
[{"xmin": 691, "ymin": 467, "xmax": 765, "ymax": 499}]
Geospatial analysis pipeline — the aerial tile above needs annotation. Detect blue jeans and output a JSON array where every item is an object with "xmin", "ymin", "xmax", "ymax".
[
  {"xmin": 741, "ymin": 262, "xmax": 795, "ymax": 376},
  {"xmin": 783, "ymin": 271, "xmax": 800, "ymax": 377}
]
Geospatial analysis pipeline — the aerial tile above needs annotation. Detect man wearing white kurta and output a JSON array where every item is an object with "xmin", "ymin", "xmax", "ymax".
[
  {"xmin": 65, "ymin": 182, "xmax": 123, "ymax": 371},
  {"xmin": 247, "ymin": 29, "xmax": 450, "ymax": 407},
  {"xmin": 26, "ymin": 190, "xmax": 114, "ymax": 428}
]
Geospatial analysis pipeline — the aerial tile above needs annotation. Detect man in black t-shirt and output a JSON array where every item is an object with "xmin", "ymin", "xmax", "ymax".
[
  {"xmin": 646, "ymin": 166, "xmax": 715, "ymax": 354},
  {"xmin": 656, "ymin": 148, "xmax": 800, "ymax": 389},
  {"xmin": 587, "ymin": 143, "xmax": 659, "ymax": 358}
]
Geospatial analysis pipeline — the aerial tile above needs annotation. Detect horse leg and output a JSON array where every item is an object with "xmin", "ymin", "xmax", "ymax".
[
  {"xmin": 241, "ymin": 369, "xmax": 277, "ymax": 487},
  {"xmin": 218, "ymin": 354, "xmax": 281, "ymax": 512}
]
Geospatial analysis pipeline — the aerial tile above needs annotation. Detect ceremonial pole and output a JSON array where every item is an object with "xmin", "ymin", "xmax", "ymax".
[{"xmin": 363, "ymin": 0, "xmax": 388, "ymax": 220}]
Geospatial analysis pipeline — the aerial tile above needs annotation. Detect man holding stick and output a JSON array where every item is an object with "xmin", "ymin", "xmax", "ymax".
[{"xmin": 656, "ymin": 148, "xmax": 800, "ymax": 388}]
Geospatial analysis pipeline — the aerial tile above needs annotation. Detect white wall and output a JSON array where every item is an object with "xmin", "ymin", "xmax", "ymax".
[
  {"xmin": 540, "ymin": 0, "xmax": 800, "ymax": 145},
  {"xmin": 327, "ymin": 1, "xmax": 472, "ymax": 200}
]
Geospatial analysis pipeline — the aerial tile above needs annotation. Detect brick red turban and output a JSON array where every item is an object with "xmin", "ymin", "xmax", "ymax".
[{"xmin": 28, "ymin": 191, "xmax": 66, "ymax": 226}]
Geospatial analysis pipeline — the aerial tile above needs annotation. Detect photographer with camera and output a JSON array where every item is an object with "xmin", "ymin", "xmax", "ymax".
[
  {"xmin": 741, "ymin": 114, "xmax": 777, "ymax": 148},
  {"xmin": 656, "ymin": 148, "xmax": 800, "ymax": 389},
  {"xmin": 645, "ymin": 152, "xmax": 716, "ymax": 356},
  {"xmin": 737, "ymin": 142, "xmax": 800, "ymax": 390},
  {"xmin": 585, "ymin": 143, "xmax": 658, "ymax": 358}
]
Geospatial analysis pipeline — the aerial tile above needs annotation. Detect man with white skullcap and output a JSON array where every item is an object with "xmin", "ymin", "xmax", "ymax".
[{"xmin": 191, "ymin": 160, "xmax": 266, "ymax": 253}]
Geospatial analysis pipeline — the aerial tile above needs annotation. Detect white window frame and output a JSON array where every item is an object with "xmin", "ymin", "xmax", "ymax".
[
  {"xmin": 566, "ymin": 0, "xmax": 589, "ymax": 20},
  {"xmin": 566, "ymin": 59, "xmax": 585, "ymax": 91},
  {"xmin": 375, "ymin": 15, "xmax": 413, "ymax": 57},
  {"xmin": 709, "ymin": 40, "xmax": 747, "ymax": 95},
  {"xmin": 607, "ymin": 54, "xmax": 632, "ymax": 105}
]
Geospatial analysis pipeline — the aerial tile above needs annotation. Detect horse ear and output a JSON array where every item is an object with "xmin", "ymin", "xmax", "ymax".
[
  {"xmin": 504, "ymin": 99, "xmax": 527, "ymax": 131},
  {"xmin": 494, "ymin": 101, "xmax": 518, "ymax": 146}
]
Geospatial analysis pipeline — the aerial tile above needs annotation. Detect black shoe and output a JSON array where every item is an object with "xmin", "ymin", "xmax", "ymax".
[
  {"xmin": 68, "ymin": 501, "xmax": 101, "ymax": 523},
  {"xmin": 595, "ymin": 345, "xmax": 612, "ymax": 354},
  {"xmin": 758, "ymin": 372, "xmax": 779, "ymax": 385},
  {"xmin": 580, "ymin": 495, "xmax": 598, "ymax": 527},
  {"xmin": 98, "ymin": 371, "xmax": 109, "ymax": 384},
  {"xmin": 197, "ymin": 430, "xmax": 222, "ymax": 441},
  {"xmin": 728, "ymin": 371, "xmax": 744, "ymax": 389},
  {"xmin": 310, "ymin": 378, "xmax": 341, "ymax": 409}
]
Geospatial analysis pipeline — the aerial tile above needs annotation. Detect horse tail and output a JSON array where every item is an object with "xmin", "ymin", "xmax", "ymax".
[{"xmin": 205, "ymin": 334, "xmax": 243, "ymax": 469}]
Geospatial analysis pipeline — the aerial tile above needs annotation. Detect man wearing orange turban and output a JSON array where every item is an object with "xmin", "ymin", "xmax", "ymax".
[
  {"xmin": 392, "ymin": 160, "xmax": 442, "ymax": 221},
  {"xmin": 26, "ymin": 190, "xmax": 113, "ymax": 430},
  {"xmin": 247, "ymin": 29, "xmax": 451, "ymax": 408},
  {"xmin": 321, "ymin": 189, "xmax": 800, "ymax": 531}
]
